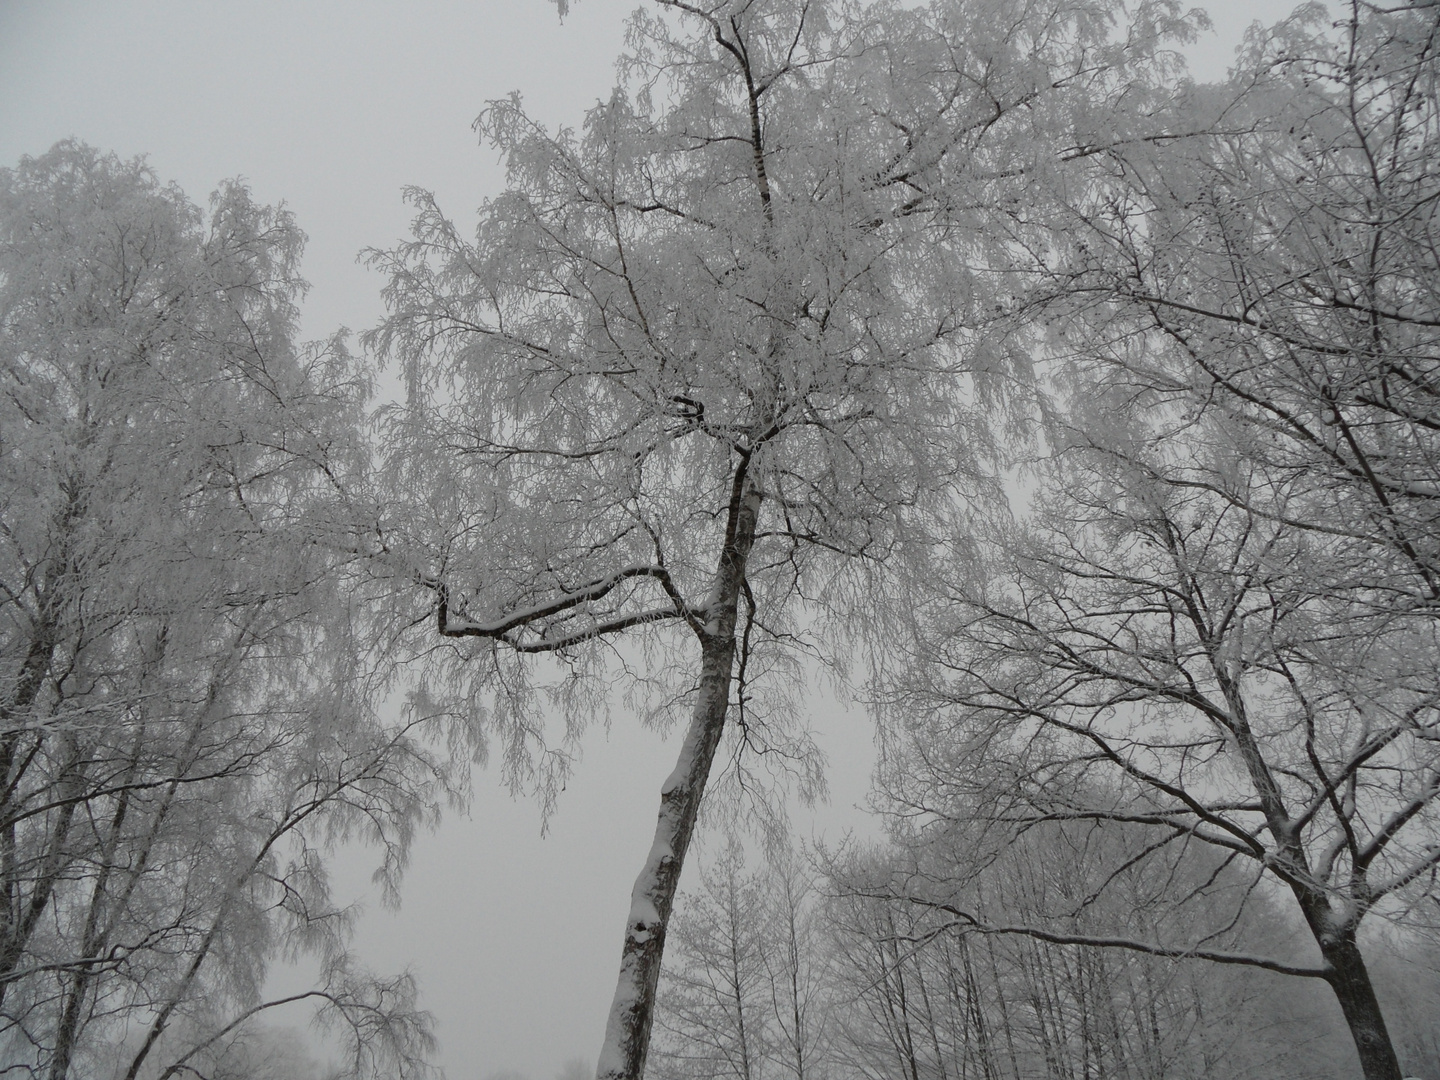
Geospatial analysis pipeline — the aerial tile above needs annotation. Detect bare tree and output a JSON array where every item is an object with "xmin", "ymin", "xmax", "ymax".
[
  {"xmin": 757, "ymin": 846, "xmax": 826, "ymax": 1080},
  {"xmin": 824, "ymin": 823, "xmax": 1348, "ymax": 1080},
  {"xmin": 651, "ymin": 839, "xmax": 827, "ymax": 1080},
  {"xmin": 652, "ymin": 843, "xmax": 771, "ymax": 1080},
  {"xmin": 881, "ymin": 4, "xmax": 1440, "ymax": 1071},
  {"xmin": 887, "ymin": 400, "xmax": 1438, "ymax": 1076}
]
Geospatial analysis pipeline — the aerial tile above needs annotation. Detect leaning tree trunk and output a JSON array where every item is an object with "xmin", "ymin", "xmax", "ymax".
[{"xmin": 596, "ymin": 478, "xmax": 762, "ymax": 1080}]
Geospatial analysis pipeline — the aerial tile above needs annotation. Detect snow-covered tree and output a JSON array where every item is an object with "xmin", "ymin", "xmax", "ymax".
[
  {"xmin": 0, "ymin": 142, "xmax": 440, "ymax": 1080},
  {"xmin": 651, "ymin": 841, "xmax": 826, "ymax": 1080},
  {"xmin": 364, "ymin": 0, "xmax": 1197, "ymax": 1074},
  {"xmin": 653, "ymin": 845, "xmax": 773, "ymax": 1080},
  {"xmin": 824, "ymin": 822, "xmax": 1374, "ymax": 1080}
]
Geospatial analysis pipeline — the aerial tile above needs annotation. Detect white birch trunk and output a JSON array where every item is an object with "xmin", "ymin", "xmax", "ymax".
[{"xmin": 596, "ymin": 479, "xmax": 762, "ymax": 1080}]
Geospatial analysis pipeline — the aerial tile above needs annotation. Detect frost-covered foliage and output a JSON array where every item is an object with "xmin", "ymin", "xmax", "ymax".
[
  {"xmin": 0, "ymin": 143, "xmax": 439, "ymax": 1080},
  {"xmin": 365, "ymin": 0, "xmax": 1202, "ymax": 1073}
]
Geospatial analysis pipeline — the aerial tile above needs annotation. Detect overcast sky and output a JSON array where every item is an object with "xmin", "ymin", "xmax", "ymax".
[{"xmin": 0, "ymin": 2, "xmax": 1310, "ymax": 1077}]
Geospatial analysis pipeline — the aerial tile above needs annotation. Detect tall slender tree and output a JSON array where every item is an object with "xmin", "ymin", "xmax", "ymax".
[
  {"xmin": 365, "ymin": 0, "xmax": 1200, "ymax": 1073},
  {"xmin": 362, "ymin": 0, "xmax": 1203, "ymax": 1077}
]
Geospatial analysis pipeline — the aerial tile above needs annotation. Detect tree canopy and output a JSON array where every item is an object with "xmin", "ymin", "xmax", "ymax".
[
  {"xmin": 4, "ymin": 0, "xmax": 1439, "ymax": 1078},
  {"xmin": 878, "ymin": 2, "xmax": 1440, "ymax": 1076}
]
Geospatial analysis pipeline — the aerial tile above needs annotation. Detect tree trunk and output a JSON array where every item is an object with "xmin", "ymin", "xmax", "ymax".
[
  {"xmin": 1320, "ymin": 934, "xmax": 1403, "ymax": 1080},
  {"xmin": 47, "ymin": 780, "xmax": 132, "ymax": 1080},
  {"xmin": 1222, "ymin": 676, "xmax": 1404, "ymax": 1080},
  {"xmin": 596, "ymin": 478, "xmax": 761, "ymax": 1080},
  {"xmin": 1284, "ymin": 874, "xmax": 1402, "ymax": 1080}
]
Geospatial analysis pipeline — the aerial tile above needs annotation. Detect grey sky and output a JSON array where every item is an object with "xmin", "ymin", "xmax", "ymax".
[{"xmin": 0, "ymin": 2, "xmax": 1310, "ymax": 1076}]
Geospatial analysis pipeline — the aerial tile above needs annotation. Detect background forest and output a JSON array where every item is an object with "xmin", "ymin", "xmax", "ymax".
[{"xmin": 1, "ymin": 0, "xmax": 1437, "ymax": 1078}]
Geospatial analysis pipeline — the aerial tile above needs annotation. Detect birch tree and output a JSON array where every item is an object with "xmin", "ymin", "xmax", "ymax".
[
  {"xmin": 0, "ymin": 142, "xmax": 440, "ymax": 1080},
  {"xmin": 364, "ymin": 0, "xmax": 1205, "ymax": 1074}
]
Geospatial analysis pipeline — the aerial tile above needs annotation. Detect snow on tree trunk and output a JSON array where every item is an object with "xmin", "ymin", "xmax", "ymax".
[{"xmin": 598, "ymin": 480, "xmax": 762, "ymax": 1080}]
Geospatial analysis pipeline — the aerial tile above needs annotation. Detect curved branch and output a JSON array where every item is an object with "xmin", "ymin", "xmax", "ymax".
[{"xmin": 896, "ymin": 896, "xmax": 1330, "ymax": 979}]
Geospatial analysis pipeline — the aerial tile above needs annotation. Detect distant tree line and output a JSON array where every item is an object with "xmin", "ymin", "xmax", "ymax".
[{"xmin": 653, "ymin": 831, "xmax": 1440, "ymax": 1080}]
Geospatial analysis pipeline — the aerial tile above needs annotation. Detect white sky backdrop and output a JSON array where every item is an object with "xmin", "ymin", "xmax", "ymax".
[{"xmin": 0, "ymin": 2, "xmax": 1308, "ymax": 1076}]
